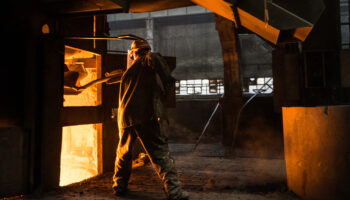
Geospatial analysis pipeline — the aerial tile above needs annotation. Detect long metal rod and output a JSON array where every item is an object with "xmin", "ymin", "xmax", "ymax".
[
  {"xmin": 193, "ymin": 94, "xmax": 224, "ymax": 151},
  {"xmin": 77, "ymin": 76, "xmax": 113, "ymax": 89},
  {"xmin": 64, "ymin": 36, "xmax": 126, "ymax": 40},
  {"xmin": 135, "ymin": 132, "xmax": 163, "ymax": 181},
  {"xmin": 193, "ymin": 101, "xmax": 221, "ymax": 151},
  {"xmin": 231, "ymin": 78, "xmax": 273, "ymax": 149},
  {"xmin": 65, "ymin": 72, "xmax": 122, "ymax": 92},
  {"xmin": 231, "ymin": 93, "xmax": 258, "ymax": 149}
]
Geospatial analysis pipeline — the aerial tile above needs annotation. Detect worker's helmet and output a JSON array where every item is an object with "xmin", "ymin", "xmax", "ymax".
[{"xmin": 130, "ymin": 39, "xmax": 151, "ymax": 51}]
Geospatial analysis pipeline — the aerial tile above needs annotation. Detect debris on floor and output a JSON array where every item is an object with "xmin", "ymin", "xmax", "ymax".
[{"xmin": 20, "ymin": 144, "xmax": 300, "ymax": 200}]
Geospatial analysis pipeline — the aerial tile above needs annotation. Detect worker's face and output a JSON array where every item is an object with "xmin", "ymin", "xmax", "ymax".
[
  {"xmin": 127, "ymin": 48, "xmax": 137, "ymax": 69},
  {"xmin": 127, "ymin": 49, "xmax": 135, "ymax": 60},
  {"xmin": 128, "ymin": 47, "xmax": 139, "ymax": 61},
  {"xmin": 128, "ymin": 41, "xmax": 137, "ymax": 60}
]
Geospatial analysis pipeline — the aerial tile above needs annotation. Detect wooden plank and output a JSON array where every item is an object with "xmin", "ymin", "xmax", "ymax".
[
  {"xmin": 191, "ymin": 0, "xmax": 280, "ymax": 44},
  {"xmin": 293, "ymin": 27, "xmax": 313, "ymax": 42}
]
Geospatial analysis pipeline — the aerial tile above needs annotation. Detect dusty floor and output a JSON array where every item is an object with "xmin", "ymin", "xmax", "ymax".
[{"xmin": 17, "ymin": 144, "xmax": 299, "ymax": 200}]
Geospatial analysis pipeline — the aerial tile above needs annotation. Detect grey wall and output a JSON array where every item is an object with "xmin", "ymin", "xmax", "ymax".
[
  {"xmin": 108, "ymin": 19, "xmax": 146, "ymax": 53},
  {"xmin": 108, "ymin": 13, "xmax": 224, "ymax": 80},
  {"xmin": 239, "ymin": 34, "xmax": 273, "ymax": 78},
  {"xmin": 153, "ymin": 14, "xmax": 223, "ymax": 79}
]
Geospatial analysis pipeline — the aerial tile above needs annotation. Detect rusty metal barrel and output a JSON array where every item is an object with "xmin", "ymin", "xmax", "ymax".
[{"xmin": 283, "ymin": 106, "xmax": 350, "ymax": 200}]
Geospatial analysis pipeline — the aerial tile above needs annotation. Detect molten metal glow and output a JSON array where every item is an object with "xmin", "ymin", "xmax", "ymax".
[
  {"xmin": 60, "ymin": 46, "xmax": 102, "ymax": 186},
  {"xmin": 63, "ymin": 67, "xmax": 98, "ymax": 106},
  {"xmin": 64, "ymin": 46, "xmax": 101, "ymax": 106},
  {"xmin": 60, "ymin": 124, "xmax": 100, "ymax": 186}
]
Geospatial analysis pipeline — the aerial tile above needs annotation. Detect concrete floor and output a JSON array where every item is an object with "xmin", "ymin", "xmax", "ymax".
[{"xmin": 19, "ymin": 144, "xmax": 299, "ymax": 200}]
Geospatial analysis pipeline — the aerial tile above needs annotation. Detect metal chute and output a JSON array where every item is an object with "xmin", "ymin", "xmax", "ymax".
[{"xmin": 191, "ymin": 0, "xmax": 325, "ymax": 44}]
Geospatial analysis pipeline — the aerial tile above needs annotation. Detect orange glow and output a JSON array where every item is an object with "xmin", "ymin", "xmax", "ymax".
[
  {"xmin": 64, "ymin": 67, "xmax": 99, "ymax": 106},
  {"xmin": 64, "ymin": 46, "xmax": 101, "ymax": 107},
  {"xmin": 60, "ymin": 124, "xmax": 101, "ymax": 186},
  {"xmin": 293, "ymin": 27, "xmax": 313, "ymax": 42},
  {"xmin": 60, "ymin": 46, "xmax": 102, "ymax": 186}
]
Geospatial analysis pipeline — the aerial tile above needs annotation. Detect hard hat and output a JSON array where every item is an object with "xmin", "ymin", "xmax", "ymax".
[{"xmin": 130, "ymin": 39, "xmax": 151, "ymax": 51}]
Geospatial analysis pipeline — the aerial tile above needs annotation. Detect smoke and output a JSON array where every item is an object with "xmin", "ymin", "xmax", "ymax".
[
  {"xmin": 235, "ymin": 114, "xmax": 284, "ymax": 159},
  {"xmin": 165, "ymin": 109, "xmax": 286, "ymax": 193},
  {"xmin": 164, "ymin": 97, "xmax": 286, "ymax": 193},
  {"xmin": 169, "ymin": 143, "xmax": 286, "ymax": 194}
]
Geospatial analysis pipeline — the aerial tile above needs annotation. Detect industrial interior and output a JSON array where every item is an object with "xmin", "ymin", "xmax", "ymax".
[{"xmin": 2, "ymin": 0, "xmax": 350, "ymax": 199}]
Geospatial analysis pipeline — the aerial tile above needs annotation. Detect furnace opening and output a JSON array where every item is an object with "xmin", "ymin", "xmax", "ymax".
[
  {"xmin": 63, "ymin": 46, "xmax": 101, "ymax": 107},
  {"xmin": 60, "ymin": 46, "xmax": 103, "ymax": 186},
  {"xmin": 60, "ymin": 124, "xmax": 102, "ymax": 186}
]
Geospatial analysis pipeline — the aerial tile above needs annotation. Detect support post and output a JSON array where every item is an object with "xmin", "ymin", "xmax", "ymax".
[{"xmin": 215, "ymin": 14, "xmax": 242, "ymax": 147}]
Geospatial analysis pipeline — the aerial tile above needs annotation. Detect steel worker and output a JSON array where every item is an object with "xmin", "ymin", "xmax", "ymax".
[{"xmin": 112, "ymin": 39, "xmax": 189, "ymax": 200}]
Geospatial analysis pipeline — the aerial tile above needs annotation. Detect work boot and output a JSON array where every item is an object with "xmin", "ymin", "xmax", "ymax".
[
  {"xmin": 113, "ymin": 183, "xmax": 128, "ymax": 197},
  {"xmin": 168, "ymin": 190, "xmax": 190, "ymax": 200},
  {"xmin": 113, "ymin": 187, "xmax": 128, "ymax": 196}
]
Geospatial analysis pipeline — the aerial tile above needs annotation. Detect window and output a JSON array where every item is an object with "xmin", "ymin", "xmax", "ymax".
[
  {"xmin": 340, "ymin": 0, "xmax": 350, "ymax": 49},
  {"xmin": 242, "ymin": 77, "xmax": 273, "ymax": 94},
  {"xmin": 175, "ymin": 79, "xmax": 224, "ymax": 95}
]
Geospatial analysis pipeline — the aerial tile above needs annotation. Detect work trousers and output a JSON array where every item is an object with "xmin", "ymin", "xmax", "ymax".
[{"xmin": 113, "ymin": 120, "xmax": 182, "ymax": 198}]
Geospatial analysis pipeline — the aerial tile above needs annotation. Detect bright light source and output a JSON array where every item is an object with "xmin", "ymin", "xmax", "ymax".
[{"xmin": 60, "ymin": 124, "xmax": 101, "ymax": 186}]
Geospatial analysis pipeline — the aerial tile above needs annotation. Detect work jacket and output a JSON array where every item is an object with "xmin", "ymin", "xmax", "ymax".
[{"xmin": 118, "ymin": 52, "xmax": 174, "ymax": 129}]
